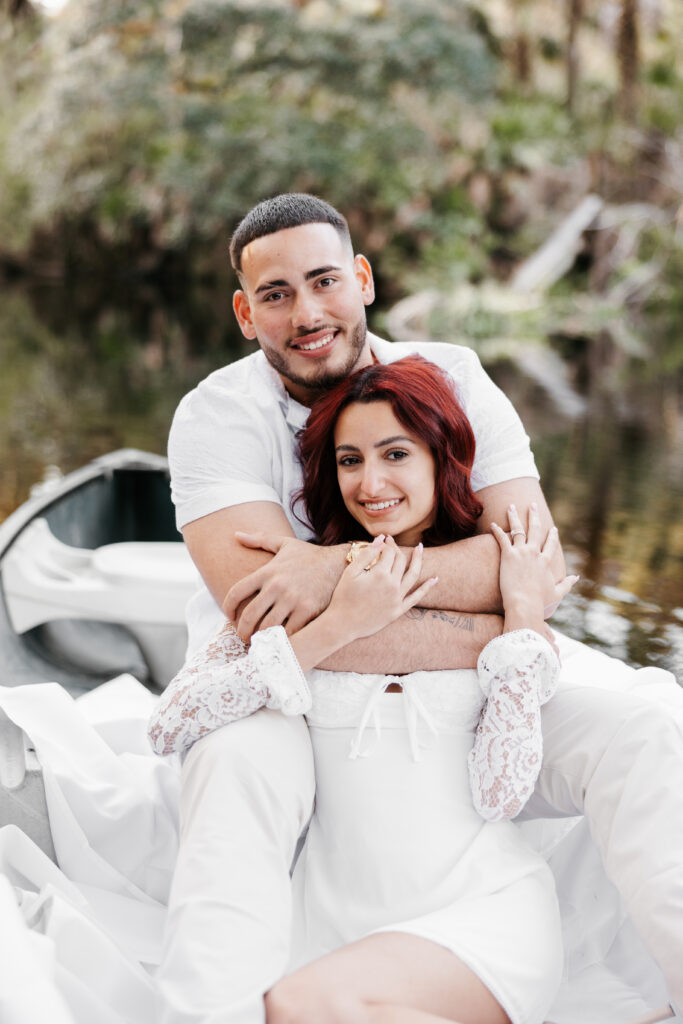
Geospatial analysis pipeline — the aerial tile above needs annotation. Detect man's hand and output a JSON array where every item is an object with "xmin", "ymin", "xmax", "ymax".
[{"xmin": 222, "ymin": 531, "xmax": 349, "ymax": 641}]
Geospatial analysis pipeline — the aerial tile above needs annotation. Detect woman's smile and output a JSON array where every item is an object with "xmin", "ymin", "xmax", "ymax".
[
  {"xmin": 334, "ymin": 400, "xmax": 437, "ymax": 546},
  {"xmin": 360, "ymin": 498, "xmax": 402, "ymax": 512}
]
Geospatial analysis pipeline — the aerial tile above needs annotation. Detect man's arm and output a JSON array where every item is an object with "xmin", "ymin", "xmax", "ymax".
[
  {"xmin": 222, "ymin": 478, "xmax": 565, "ymax": 631},
  {"xmin": 182, "ymin": 500, "xmax": 501, "ymax": 672},
  {"xmin": 318, "ymin": 607, "xmax": 502, "ymax": 673},
  {"xmin": 182, "ymin": 501, "xmax": 298, "ymax": 612}
]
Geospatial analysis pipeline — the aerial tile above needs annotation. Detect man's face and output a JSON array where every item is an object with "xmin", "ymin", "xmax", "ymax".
[{"xmin": 233, "ymin": 222, "xmax": 375, "ymax": 406}]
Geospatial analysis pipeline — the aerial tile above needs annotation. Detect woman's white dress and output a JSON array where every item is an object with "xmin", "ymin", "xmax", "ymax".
[
  {"xmin": 150, "ymin": 624, "xmax": 565, "ymax": 1024},
  {"xmin": 293, "ymin": 666, "xmax": 563, "ymax": 1024}
]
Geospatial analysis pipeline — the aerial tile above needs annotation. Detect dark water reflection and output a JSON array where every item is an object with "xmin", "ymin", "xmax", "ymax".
[
  {"xmin": 1, "ymin": 281, "xmax": 681, "ymax": 680},
  {"xmin": 493, "ymin": 363, "xmax": 683, "ymax": 681},
  {"xmin": 0, "ymin": 278, "xmax": 250, "ymax": 516}
]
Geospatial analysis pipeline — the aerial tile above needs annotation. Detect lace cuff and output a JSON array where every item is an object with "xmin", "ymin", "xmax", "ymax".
[
  {"xmin": 468, "ymin": 628, "xmax": 560, "ymax": 822},
  {"xmin": 251, "ymin": 628, "xmax": 312, "ymax": 716},
  {"xmin": 477, "ymin": 629, "xmax": 559, "ymax": 704},
  {"xmin": 148, "ymin": 623, "xmax": 311, "ymax": 757}
]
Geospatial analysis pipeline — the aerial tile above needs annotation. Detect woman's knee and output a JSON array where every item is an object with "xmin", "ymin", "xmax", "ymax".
[{"xmin": 265, "ymin": 975, "xmax": 364, "ymax": 1024}]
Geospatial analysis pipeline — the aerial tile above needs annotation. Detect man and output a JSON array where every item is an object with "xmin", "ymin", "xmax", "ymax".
[{"xmin": 157, "ymin": 194, "xmax": 683, "ymax": 1023}]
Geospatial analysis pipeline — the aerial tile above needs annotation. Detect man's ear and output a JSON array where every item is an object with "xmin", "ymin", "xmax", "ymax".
[
  {"xmin": 354, "ymin": 254, "xmax": 375, "ymax": 306},
  {"xmin": 233, "ymin": 290, "xmax": 256, "ymax": 339}
]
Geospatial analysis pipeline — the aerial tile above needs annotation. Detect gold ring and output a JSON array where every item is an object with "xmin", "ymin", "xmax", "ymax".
[
  {"xmin": 346, "ymin": 540, "xmax": 371, "ymax": 564},
  {"xmin": 362, "ymin": 552, "xmax": 382, "ymax": 572}
]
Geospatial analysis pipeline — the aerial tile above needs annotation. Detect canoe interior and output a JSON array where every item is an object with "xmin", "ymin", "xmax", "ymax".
[
  {"xmin": 43, "ymin": 469, "xmax": 179, "ymax": 549},
  {"xmin": 1, "ymin": 465, "xmax": 182, "ymax": 695}
]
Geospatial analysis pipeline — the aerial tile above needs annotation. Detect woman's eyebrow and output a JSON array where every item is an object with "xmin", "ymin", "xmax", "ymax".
[
  {"xmin": 335, "ymin": 436, "xmax": 413, "ymax": 453},
  {"xmin": 373, "ymin": 435, "xmax": 413, "ymax": 448}
]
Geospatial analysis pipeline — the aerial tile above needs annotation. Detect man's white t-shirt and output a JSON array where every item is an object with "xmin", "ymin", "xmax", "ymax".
[{"xmin": 169, "ymin": 334, "xmax": 539, "ymax": 652}]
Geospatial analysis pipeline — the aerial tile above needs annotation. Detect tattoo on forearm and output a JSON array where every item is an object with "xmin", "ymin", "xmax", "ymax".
[{"xmin": 406, "ymin": 608, "xmax": 475, "ymax": 632}]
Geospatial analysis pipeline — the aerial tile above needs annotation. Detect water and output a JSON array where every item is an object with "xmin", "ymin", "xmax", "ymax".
[
  {"xmin": 494, "ymin": 361, "xmax": 683, "ymax": 680},
  {"xmin": 1, "ymin": 281, "xmax": 681, "ymax": 680}
]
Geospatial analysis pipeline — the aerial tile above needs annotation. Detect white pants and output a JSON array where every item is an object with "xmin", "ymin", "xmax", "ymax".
[
  {"xmin": 527, "ymin": 639, "xmax": 683, "ymax": 1013},
  {"xmin": 155, "ymin": 638, "xmax": 683, "ymax": 1022},
  {"xmin": 156, "ymin": 709, "xmax": 314, "ymax": 1024}
]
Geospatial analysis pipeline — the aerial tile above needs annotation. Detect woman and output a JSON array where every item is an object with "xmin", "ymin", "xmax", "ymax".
[{"xmin": 149, "ymin": 356, "xmax": 575, "ymax": 1024}]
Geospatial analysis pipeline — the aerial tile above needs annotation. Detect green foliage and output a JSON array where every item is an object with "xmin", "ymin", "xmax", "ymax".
[
  {"xmin": 640, "ymin": 229, "xmax": 683, "ymax": 376},
  {"xmin": 647, "ymin": 59, "xmax": 677, "ymax": 89},
  {"xmin": 0, "ymin": 0, "xmax": 682, "ymax": 376},
  {"xmin": 0, "ymin": 4, "xmax": 48, "ymax": 250},
  {"xmin": 485, "ymin": 95, "xmax": 575, "ymax": 170},
  {"xmin": 0, "ymin": 0, "xmax": 496, "ymax": 277}
]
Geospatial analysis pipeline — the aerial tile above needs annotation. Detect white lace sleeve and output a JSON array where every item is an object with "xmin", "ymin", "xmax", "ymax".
[
  {"xmin": 468, "ymin": 628, "xmax": 559, "ymax": 822},
  {"xmin": 148, "ymin": 622, "xmax": 312, "ymax": 756}
]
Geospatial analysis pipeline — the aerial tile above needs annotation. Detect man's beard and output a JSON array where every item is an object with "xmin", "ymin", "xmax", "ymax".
[{"xmin": 261, "ymin": 314, "xmax": 368, "ymax": 400}]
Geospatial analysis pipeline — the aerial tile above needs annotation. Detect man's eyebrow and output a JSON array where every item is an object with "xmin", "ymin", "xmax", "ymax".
[
  {"xmin": 305, "ymin": 264, "xmax": 342, "ymax": 280},
  {"xmin": 255, "ymin": 278, "xmax": 288, "ymax": 296},
  {"xmin": 335, "ymin": 436, "xmax": 414, "ymax": 452},
  {"xmin": 254, "ymin": 265, "xmax": 342, "ymax": 296}
]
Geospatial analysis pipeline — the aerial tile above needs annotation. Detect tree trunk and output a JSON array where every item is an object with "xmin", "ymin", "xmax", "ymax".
[
  {"xmin": 616, "ymin": 0, "xmax": 640, "ymax": 121},
  {"xmin": 512, "ymin": 0, "xmax": 533, "ymax": 89},
  {"xmin": 566, "ymin": 0, "xmax": 584, "ymax": 115},
  {"xmin": 3, "ymin": 0, "xmax": 34, "ymax": 17}
]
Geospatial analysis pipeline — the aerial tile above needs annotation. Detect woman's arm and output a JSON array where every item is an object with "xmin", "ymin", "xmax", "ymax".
[
  {"xmin": 467, "ymin": 504, "xmax": 577, "ymax": 821},
  {"xmin": 467, "ymin": 628, "xmax": 560, "ymax": 820},
  {"xmin": 148, "ymin": 621, "xmax": 312, "ymax": 756},
  {"xmin": 149, "ymin": 538, "xmax": 437, "ymax": 756}
]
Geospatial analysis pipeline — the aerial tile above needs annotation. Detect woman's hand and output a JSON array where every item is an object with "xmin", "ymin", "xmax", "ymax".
[
  {"xmin": 490, "ymin": 504, "xmax": 578, "ymax": 638},
  {"xmin": 224, "ymin": 532, "xmax": 349, "ymax": 640},
  {"xmin": 325, "ymin": 535, "xmax": 438, "ymax": 645},
  {"xmin": 288, "ymin": 535, "xmax": 438, "ymax": 673}
]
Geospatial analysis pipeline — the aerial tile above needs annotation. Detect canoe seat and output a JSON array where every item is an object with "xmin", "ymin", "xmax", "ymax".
[{"xmin": 2, "ymin": 519, "xmax": 199, "ymax": 686}]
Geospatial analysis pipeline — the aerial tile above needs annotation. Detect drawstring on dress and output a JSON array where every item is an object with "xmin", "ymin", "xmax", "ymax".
[{"xmin": 348, "ymin": 677, "xmax": 439, "ymax": 762}]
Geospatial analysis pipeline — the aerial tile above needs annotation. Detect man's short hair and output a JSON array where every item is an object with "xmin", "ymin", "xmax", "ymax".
[{"xmin": 229, "ymin": 193, "xmax": 352, "ymax": 274}]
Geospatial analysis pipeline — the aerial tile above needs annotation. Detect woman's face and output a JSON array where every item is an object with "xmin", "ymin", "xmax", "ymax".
[{"xmin": 333, "ymin": 400, "xmax": 437, "ymax": 546}]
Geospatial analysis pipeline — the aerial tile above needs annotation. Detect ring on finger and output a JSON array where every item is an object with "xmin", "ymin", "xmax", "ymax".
[
  {"xmin": 363, "ymin": 552, "xmax": 383, "ymax": 572},
  {"xmin": 510, "ymin": 529, "xmax": 526, "ymax": 539}
]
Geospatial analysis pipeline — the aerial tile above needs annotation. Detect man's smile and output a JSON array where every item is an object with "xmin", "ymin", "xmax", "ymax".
[{"xmin": 290, "ymin": 328, "xmax": 340, "ymax": 354}]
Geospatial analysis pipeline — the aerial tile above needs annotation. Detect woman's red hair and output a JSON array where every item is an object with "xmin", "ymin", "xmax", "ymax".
[{"xmin": 293, "ymin": 356, "xmax": 483, "ymax": 547}]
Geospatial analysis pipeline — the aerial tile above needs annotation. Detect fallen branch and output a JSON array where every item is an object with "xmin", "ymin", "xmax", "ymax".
[{"xmin": 510, "ymin": 194, "xmax": 604, "ymax": 293}]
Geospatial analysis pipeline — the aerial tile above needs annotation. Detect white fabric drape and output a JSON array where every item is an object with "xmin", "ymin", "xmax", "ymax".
[{"xmin": 0, "ymin": 640, "xmax": 680, "ymax": 1023}]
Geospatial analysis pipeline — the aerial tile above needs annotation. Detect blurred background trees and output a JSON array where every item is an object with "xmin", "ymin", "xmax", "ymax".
[
  {"xmin": 1, "ymin": 0, "xmax": 497, "ymax": 289},
  {"xmin": 1, "ymin": 1, "xmax": 679, "ymax": 297},
  {"xmin": 1, "ymin": 1, "xmax": 681, "ymax": 670},
  {"xmin": 1, "ymin": 0, "xmax": 682, "ymax": 393}
]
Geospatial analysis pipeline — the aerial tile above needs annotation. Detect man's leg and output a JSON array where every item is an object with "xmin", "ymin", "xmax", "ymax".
[
  {"xmin": 528, "ymin": 639, "xmax": 683, "ymax": 1010},
  {"xmin": 156, "ymin": 709, "xmax": 315, "ymax": 1024}
]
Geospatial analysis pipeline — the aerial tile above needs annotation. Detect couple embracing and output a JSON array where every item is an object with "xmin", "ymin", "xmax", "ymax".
[{"xmin": 150, "ymin": 194, "xmax": 683, "ymax": 1024}]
